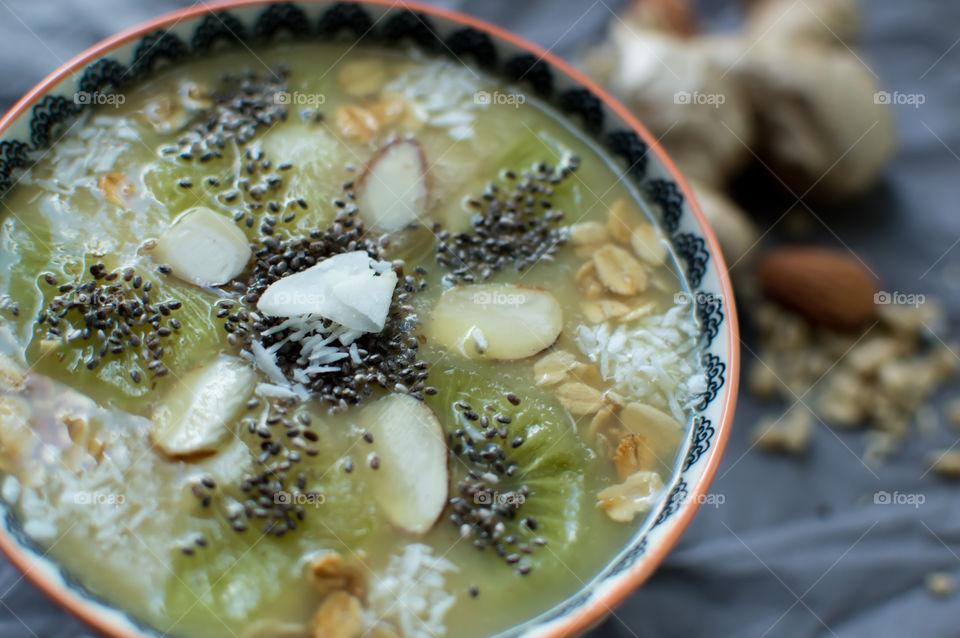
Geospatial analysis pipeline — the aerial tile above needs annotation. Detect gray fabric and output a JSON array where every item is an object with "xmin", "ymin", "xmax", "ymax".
[{"xmin": 0, "ymin": 1, "xmax": 956, "ymax": 636}]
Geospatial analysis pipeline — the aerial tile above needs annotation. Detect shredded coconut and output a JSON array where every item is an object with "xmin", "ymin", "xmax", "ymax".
[
  {"xmin": 365, "ymin": 543, "xmax": 458, "ymax": 638},
  {"xmin": 575, "ymin": 303, "xmax": 706, "ymax": 422}
]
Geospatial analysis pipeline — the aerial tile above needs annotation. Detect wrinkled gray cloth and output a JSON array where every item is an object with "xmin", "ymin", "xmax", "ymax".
[{"xmin": 1, "ymin": 1, "xmax": 958, "ymax": 637}]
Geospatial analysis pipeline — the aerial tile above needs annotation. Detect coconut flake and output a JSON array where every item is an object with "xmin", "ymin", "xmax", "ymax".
[
  {"xmin": 575, "ymin": 302, "xmax": 704, "ymax": 423},
  {"xmin": 256, "ymin": 251, "xmax": 397, "ymax": 333}
]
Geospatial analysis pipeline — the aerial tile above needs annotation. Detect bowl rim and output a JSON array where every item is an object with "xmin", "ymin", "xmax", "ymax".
[{"xmin": 0, "ymin": 1, "xmax": 740, "ymax": 637}]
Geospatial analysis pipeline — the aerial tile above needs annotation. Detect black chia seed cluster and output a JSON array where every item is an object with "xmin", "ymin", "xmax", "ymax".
[
  {"xmin": 161, "ymin": 66, "xmax": 290, "ymax": 162},
  {"xmin": 447, "ymin": 396, "xmax": 546, "ymax": 575},
  {"xmin": 35, "ymin": 264, "xmax": 182, "ymax": 382},
  {"xmin": 219, "ymin": 206, "xmax": 431, "ymax": 412},
  {"xmin": 184, "ymin": 396, "xmax": 326, "ymax": 540},
  {"xmin": 435, "ymin": 156, "xmax": 580, "ymax": 284}
]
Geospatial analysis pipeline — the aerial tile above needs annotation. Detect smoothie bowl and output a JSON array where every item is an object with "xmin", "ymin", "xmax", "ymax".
[{"xmin": 0, "ymin": 2, "xmax": 738, "ymax": 637}]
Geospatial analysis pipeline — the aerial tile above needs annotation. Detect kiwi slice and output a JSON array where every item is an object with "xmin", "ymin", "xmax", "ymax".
[
  {"xmin": 425, "ymin": 361, "xmax": 589, "ymax": 573},
  {"xmin": 163, "ymin": 403, "xmax": 377, "ymax": 630},
  {"xmin": 24, "ymin": 258, "xmax": 224, "ymax": 412}
]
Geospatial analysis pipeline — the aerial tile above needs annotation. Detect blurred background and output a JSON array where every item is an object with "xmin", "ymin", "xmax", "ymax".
[{"xmin": 1, "ymin": 0, "xmax": 959, "ymax": 636}]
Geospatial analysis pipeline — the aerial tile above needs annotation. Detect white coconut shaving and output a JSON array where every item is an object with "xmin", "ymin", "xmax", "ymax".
[
  {"xmin": 575, "ymin": 303, "xmax": 707, "ymax": 422},
  {"xmin": 384, "ymin": 57, "xmax": 492, "ymax": 141},
  {"xmin": 256, "ymin": 251, "xmax": 398, "ymax": 333},
  {"xmin": 365, "ymin": 543, "xmax": 458, "ymax": 638}
]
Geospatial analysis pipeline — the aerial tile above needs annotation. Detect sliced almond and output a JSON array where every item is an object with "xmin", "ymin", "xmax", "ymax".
[
  {"xmin": 334, "ymin": 104, "xmax": 380, "ymax": 144},
  {"xmin": 570, "ymin": 221, "xmax": 609, "ymax": 246},
  {"xmin": 593, "ymin": 244, "xmax": 648, "ymax": 295},
  {"xmin": 153, "ymin": 207, "xmax": 251, "ymax": 287},
  {"xmin": 356, "ymin": 139, "xmax": 429, "ymax": 234},
  {"xmin": 556, "ymin": 381, "xmax": 605, "ymax": 416},
  {"xmin": 617, "ymin": 402, "xmax": 684, "ymax": 464},
  {"xmin": 428, "ymin": 284, "xmax": 562, "ymax": 360},
  {"xmin": 630, "ymin": 222, "xmax": 668, "ymax": 266},
  {"xmin": 597, "ymin": 470, "xmax": 664, "ymax": 523},
  {"xmin": 533, "ymin": 350, "xmax": 577, "ymax": 386},
  {"xmin": 607, "ymin": 198, "xmax": 644, "ymax": 244},
  {"xmin": 310, "ymin": 591, "xmax": 365, "ymax": 638},
  {"xmin": 360, "ymin": 394, "xmax": 448, "ymax": 535},
  {"xmin": 338, "ymin": 59, "xmax": 386, "ymax": 97},
  {"xmin": 151, "ymin": 356, "xmax": 257, "ymax": 458}
]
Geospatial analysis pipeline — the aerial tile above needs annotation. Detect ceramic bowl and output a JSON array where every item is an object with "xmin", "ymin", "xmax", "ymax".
[{"xmin": 0, "ymin": 1, "xmax": 739, "ymax": 636}]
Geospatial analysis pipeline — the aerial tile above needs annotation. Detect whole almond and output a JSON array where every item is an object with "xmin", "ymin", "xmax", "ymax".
[{"xmin": 756, "ymin": 247, "xmax": 879, "ymax": 330}]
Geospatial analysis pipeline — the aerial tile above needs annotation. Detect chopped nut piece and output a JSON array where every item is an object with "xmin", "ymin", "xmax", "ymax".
[
  {"xmin": 607, "ymin": 198, "xmax": 643, "ymax": 244},
  {"xmin": 586, "ymin": 405, "xmax": 618, "ymax": 439},
  {"xmin": 581, "ymin": 298, "xmax": 631, "ymax": 323},
  {"xmin": 369, "ymin": 92, "xmax": 409, "ymax": 129},
  {"xmin": 335, "ymin": 104, "xmax": 380, "ymax": 144},
  {"xmin": 570, "ymin": 221, "xmax": 609, "ymax": 246},
  {"xmin": 927, "ymin": 449, "xmax": 960, "ymax": 478},
  {"xmin": 630, "ymin": 222, "xmax": 668, "ymax": 266},
  {"xmin": 613, "ymin": 434, "xmax": 656, "ymax": 480},
  {"xmin": 597, "ymin": 470, "xmax": 664, "ymax": 523},
  {"xmin": 932, "ymin": 344, "xmax": 960, "ymax": 381},
  {"xmin": 338, "ymin": 59, "xmax": 386, "ymax": 96},
  {"xmin": 0, "ymin": 396, "xmax": 36, "ymax": 473},
  {"xmin": 846, "ymin": 337, "xmax": 901, "ymax": 376},
  {"xmin": 0, "ymin": 355, "xmax": 26, "ymax": 393},
  {"xmin": 817, "ymin": 371, "xmax": 865, "ymax": 427},
  {"xmin": 570, "ymin": 361, "xmax": 604, "ymax": 387},
  {"xmin": 751, "ymin": 410, "xmax": 813, "ymax": 455},
  {"xmin": 878, "ymin": 298, "xmax": 945, "ymax": 335},
  {"xmin": 946, "ymin": 399, "xmax": 960, "ymax": 430},
  {"xmin": 309, "ymin": 552, "xmax": 366, "ymax": 599},
  {"xmin": 926, "ymin": 572, "xmax": 956, "ymax": 598},
  {"xmin": 603, "ymin": 391, "xmax": 628, "ymax": 413},
  {"xmin": 556, "ymin": 381, "xmax": 605, "ymax": 415},
  {"xmin": 593, "ymin": 244, "xmax": 648, "ymax": 295},
  {"xmin": 575, "ymin": 261, "xmax": 605, "ymax": 299},
  {"xmin": 533, "ymin": 350, "xmax": 577, "ymax": 386},
  {"xmin": 98, "ymin": 172, "xmax": 136, "ymax": 207},
  {"xmin": 617, "ymin": 402, "xmax": 684, "ymax": 463},
  {"xmin": 617, "ymin": 300, "xmax": 657, "ymax": 323},
  {"xmin": 310, "ymin": 591, "xmax": 365, "ymax": 638}
]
